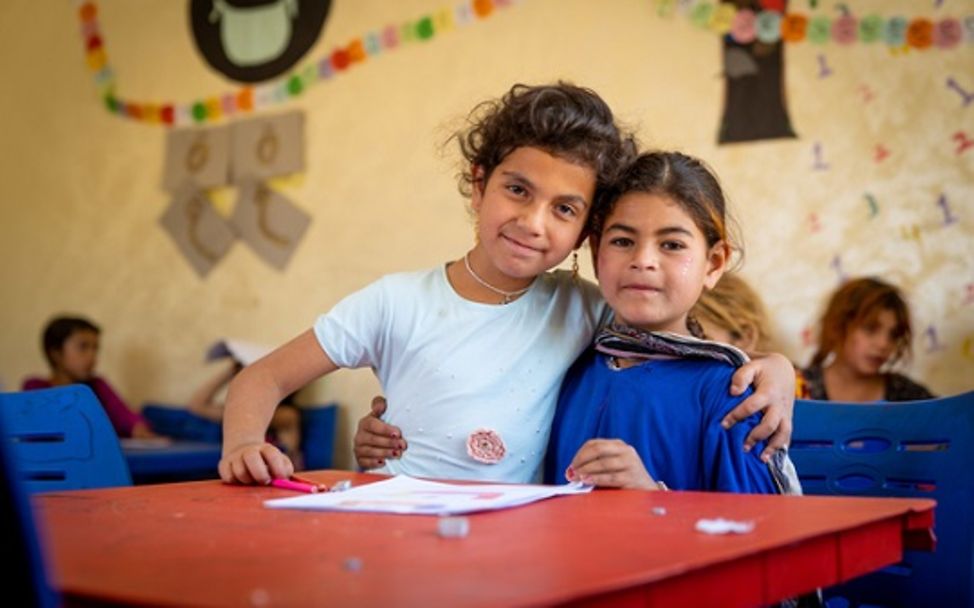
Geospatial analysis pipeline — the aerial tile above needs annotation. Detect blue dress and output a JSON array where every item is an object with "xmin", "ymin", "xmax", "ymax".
[{"xmin": 545, "ymin": 348, "xmax": 778, "ymax": 493}]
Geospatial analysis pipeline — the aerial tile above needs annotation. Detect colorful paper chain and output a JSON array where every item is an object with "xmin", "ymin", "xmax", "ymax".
[
  {"xmin": 76, "ymin": 0, "xmax": 518, "ymax": 127},
  {"xmin": 656, "ymin": 0, "xmax": 974, "ymax": 50}
]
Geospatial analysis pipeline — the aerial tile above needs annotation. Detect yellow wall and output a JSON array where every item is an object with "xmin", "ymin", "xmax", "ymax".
[{"xmin": 1, "ymin": 0, "xmax": 972, "ymax": 468}]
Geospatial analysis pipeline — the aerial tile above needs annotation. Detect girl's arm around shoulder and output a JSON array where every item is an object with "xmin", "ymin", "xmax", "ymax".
[
  {"xmin": 702, "ymin": 368, "xmax": 779, "ymax": 494},
  {"xmin": 219, "ymin": 330, "xmax": 338, "ymax": 485},
  {"xmin": 722, "ymin": 352, "xmax": 795, "ymax": 462}
]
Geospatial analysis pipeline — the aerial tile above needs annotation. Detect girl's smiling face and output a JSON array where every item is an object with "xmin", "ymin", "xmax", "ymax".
[
  {"xmin": 468, "ymin": 146, "xmax": 596, "ymax": 290},
  {"xmin": 594, "ymin": 192, "xmax": 727, "ymax": 334}
]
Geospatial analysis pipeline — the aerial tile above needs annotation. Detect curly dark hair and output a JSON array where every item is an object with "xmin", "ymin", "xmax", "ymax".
[{"xmin": 453, "ymin": 82, "xmax": 637, "ymax": 207}]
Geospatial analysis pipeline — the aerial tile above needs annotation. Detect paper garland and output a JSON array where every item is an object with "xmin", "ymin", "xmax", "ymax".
[
  {"xmin": 75, "ymin": 0, "xmax": 518, "ymax": 127},
  {"xmin": 656, "ymin": 0, "xmax": 974, "ymax": 50}
]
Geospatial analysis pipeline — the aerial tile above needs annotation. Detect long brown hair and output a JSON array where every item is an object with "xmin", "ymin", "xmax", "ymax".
[{"xmin": 810, "ymin": 277, "xmax": 913, "ymax": 367}]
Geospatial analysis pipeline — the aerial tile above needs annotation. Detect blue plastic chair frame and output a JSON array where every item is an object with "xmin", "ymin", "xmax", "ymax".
[
  {"xmin": 0, "ymin": 385, "xmax": 132, "ymax": 492},
  {"xmin": 0, "ymin": 399, "xmax": 57, "ymax": 606},
  {"xmin": 301, "ymin": 403, "xmax": 338, "ymax": 470},
  {"xmin": 122, "ymin": 440, "xmax": 223, "ymax": 484},
  {"xmin": 142, "ymin": 401, "xmax": 338, "ymax": 470},
  {"xmin": 791, "ymin": 391, "xmax": 974, "ymax": 607}
]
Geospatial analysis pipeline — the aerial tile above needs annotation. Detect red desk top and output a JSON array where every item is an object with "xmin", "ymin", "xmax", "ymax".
[{"xmin": 35, "ymin": 471, "xmax": 934, "ymax": 607}]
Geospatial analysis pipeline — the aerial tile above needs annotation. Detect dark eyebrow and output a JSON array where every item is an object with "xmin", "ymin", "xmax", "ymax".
[
  {"xmin": 500, "ymin": 170, "xmax": 590, "ymax": 209},
  {"xmin": 603, "ymin": 223, "xmax": 693, "ymax": 237}
]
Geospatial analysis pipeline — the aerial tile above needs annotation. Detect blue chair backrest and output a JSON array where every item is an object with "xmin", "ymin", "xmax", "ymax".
[
  {"xmin": 301, "ymin": 403, "xmax": 338, "ymax": 470},
  {"xmin": 791, "ymin": 391, "xmax": 974, "ymax": 607},
  {"xmin": 0, "ymin": 405, "xmax": 57, "ymax": 606},
  {"xmin": 0, "ymin": 385, "xmax": 132, "ymax": 492}
]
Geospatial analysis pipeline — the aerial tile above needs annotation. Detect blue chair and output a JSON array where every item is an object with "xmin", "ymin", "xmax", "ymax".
[
  {"xmin": 790, "ymin": 391, "xmax": 974, "ymax": 607},
  {"xmin": 0, "ymin": 385, "xmax": 132, "ymax": 492},
  {"xmin": 0, "ymin": 398, "xmax": 57, "ymax": 606},
  {"xmin": 142, "ymin": 400, "xmax": 338, "ymax": 469},
  {"xmin": 141, "ymin": 403, "xmax": 222, "ymax": 443},
  {"xmin": 301, "ymin": 403, "xmax": 338, "ymax": 470}
]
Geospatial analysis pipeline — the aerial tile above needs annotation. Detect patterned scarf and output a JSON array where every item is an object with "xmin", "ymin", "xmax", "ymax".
[{"xmin": 594, "ymin": 322, "xmax": 750, "ymax": 367}]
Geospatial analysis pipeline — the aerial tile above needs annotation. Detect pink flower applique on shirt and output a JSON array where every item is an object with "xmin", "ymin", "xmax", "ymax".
[{"xmin": 466, "ymin": 428, "xmax": 506, "ymax": 464}]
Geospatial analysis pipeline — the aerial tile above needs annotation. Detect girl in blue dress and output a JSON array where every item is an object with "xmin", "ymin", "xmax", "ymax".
[{"xmin": 546, "ymin": 151, "xmax": 799, "ymax": 494}]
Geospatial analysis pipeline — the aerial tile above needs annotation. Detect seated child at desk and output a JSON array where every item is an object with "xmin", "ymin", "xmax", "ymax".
[
  {"xmin": 803, "ymin": 277, "xmax": 935, "ymax": 402},
  {"xmin": 545, "ymin": 151, "xmax": 799, "ymax": 494},
  {"xmin": 693, "ymin": 272, "xmax": 811, "ymax": 399},
  {"xmin": 185, "ymin": 357, "xmax": 302, "ymax": 461},
  {"xmin": 22, "ymin": 315, "xmax": 159, "ymax": 439}
]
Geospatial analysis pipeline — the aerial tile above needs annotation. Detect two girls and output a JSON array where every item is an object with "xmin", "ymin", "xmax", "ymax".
[{"xmin": 221, "ymin": 83, "xmax": 796, "ymax": 485}]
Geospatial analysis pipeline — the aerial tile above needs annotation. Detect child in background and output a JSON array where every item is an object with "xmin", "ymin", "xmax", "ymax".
[
  {"xmin": 546, "ymin": 151, "xmax": 799, "ymax": 494},
  {"xmin": 692, "ymin": 272, "xmax": 773, "ymax": 353},
  {"xmin": 693, "ymin": 273, "xmax": 811, "ymax": 399},
  {"xmin": 22, "ymin": 316, "xmax": 160, "ymax": 439},
  {"xmin": 186, "ymin": 358, "xmax": 302, "ymax": 462},
  {"xmin": 221, "ymin": 83, "xmax": 797, "ymax": 486},
  {"xmin": 804, "ymin": 277, "xmax": 934, "ymax": 402}
]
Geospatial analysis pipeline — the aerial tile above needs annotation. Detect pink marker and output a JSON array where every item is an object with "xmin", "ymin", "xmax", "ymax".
[{"xmin": 270, "ymin": 478, "xmax": 320, "ymax": 493}]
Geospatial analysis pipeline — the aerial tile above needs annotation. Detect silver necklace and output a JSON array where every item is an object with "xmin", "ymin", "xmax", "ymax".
[{"xmin": 463, "ymin": 253, "xmax": 533, "ymax": 304}]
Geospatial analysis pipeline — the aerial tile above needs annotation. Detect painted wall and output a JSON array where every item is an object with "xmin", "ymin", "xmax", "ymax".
[{"xmin": 1, "ymin": 0, "xmax": 971, "ymax": 468}]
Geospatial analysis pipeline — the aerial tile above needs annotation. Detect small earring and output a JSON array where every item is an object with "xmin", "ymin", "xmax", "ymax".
[{"xmin": 571, "ymin": 251, "xmax": 579, "ymax": 281}]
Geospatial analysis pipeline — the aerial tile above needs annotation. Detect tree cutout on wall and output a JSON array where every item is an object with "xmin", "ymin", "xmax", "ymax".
[
  {"xmin": 662, "ymin": 0, "xmax": 974, "ymax": 145},
  {"xmin": 719, "ymin": 0, "xmax": 796, "ymax": 143}
]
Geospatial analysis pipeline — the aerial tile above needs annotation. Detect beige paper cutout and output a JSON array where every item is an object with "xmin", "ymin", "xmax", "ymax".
[
  {"xmin": 163, "ymin": 126, "xmax": 231, "ymax": 190},
  {"xmin": 229, "ymin": 179, "xmax": 310, "ymax": 270},
  {"xmin": 230, "ymin": 111, "xmax": 304, "ymax": 182},
  {"xmin": 159, "ymin": 184, "xmax": 236, "ymax": 277}
]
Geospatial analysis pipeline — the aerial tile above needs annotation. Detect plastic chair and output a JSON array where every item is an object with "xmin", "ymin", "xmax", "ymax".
[
  {"xmin": 142, "ymin": 401, "xmax": 338, "ymax": 468},
  {"xmin": 790, "ymin": 391, "xmax": 974, "ymax": 607},
  {"xmin": 0, "ymin": 400, "xmax": 57, "ymax": 606},
  {"xmin": 0, "ymin": 385, "xmax": 132, "ymax": 492},
  {"xmin": 142, "ymin": 403, "xmax": 222, "ymax": 442},
  {"xmin": 301, "ymin": 403, "xmax": 338, "ymax": 470}
]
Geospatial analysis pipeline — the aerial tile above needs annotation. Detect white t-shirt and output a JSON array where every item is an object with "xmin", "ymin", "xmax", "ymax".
[{"xmin": 314, "ymin": 265, "xmax": 608, "ymax": 482}]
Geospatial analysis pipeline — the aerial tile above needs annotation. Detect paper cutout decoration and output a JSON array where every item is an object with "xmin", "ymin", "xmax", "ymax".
[
  {"xmin": 230, "ymin": 179, "xmax": 310, "ymax": 270},
  {"xmin": 163, "ymin": 125, "xmax": 230, "ymax": 190},
  {"xmin": 724, "ymin": 47, "xmax": 759, "ymax": 78},
  {"xmin": 206, "ymin": 338, "xmax": 272, "ymax": 366},
  {"xmin": 231, "ymin": 111, "xmax": 304, "ymax": 181},
  {"xmin": 718, "ymin": 4, "xmax": 796, "ymax": 144},
  {"xmin": 159, "ymin": 184, "xmax": 236, "ymax": 277},
  {"xmin": 190, "ymin": 0, "xmax": 332, "ymax": 83}
]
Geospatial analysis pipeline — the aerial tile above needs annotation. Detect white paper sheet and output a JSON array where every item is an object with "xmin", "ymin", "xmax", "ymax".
[
  {"xmin": 264, "ymin": 474, "xmax": 592, "ymax": 515},
  {"xmin": 205, "ymin": 339, "xmax": 272, "ymax": 366}
]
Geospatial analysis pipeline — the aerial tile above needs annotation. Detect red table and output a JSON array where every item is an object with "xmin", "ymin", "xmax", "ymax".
[{"xmin": 35, "ymin": 471, "xmax": 934, "ymax": 607}]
